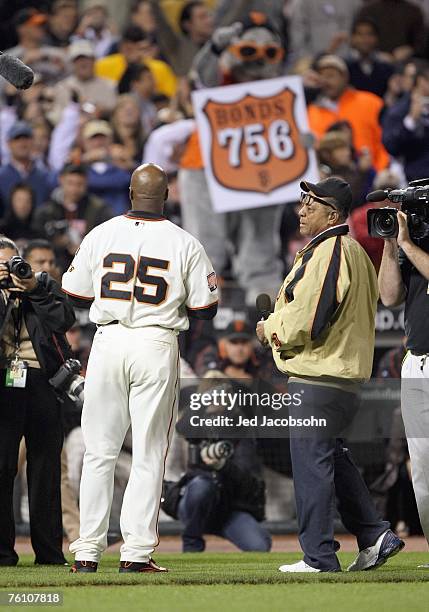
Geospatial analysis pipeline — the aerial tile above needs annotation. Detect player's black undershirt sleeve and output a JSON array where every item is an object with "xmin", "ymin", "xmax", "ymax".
[
  {"xmin": 186, "ymin": 302, "xmax": 218, "ymax": 320},
  {"xmin": 64, "ymin": 294, "xmax": 94, "ymax": 310}
]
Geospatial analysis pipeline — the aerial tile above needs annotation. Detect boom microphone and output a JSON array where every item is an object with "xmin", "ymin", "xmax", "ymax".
[
  {"xmin": 256, "ymin": 293, "xmax": 272, "ymax": 320},
  {"xmin": 0, "ymin": 52, "xmax": 34, "ymax": 90},
  {"xmin": 366, "ymin": 189, "xmax": 390, "ymax": 202}
]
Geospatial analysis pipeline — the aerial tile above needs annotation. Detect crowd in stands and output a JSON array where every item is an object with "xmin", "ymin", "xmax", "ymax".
[{"xmin": 1, "ymin": 0, "xmax": 428, "ymax": 538}]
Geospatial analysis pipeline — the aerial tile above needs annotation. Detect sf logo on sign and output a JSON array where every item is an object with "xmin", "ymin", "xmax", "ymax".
[{"xmin": 204, "ymin": 88, "xmax": 309, "ymax": 194}]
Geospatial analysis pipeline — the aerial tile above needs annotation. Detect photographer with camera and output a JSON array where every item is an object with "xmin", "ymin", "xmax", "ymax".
[
  {"xmin": 171, "ymin": 424, "xmax": 271, "ymax": 554},
  {"xmin": 163, "ymin": 322, "xmax": 271, "ymax": 553},
  {"xmin": 0, "ymin": 236, "xmax": 75, "ymax": 566},
  {"xmin": 377, "ymin": 180, "xmax": 429, "ymax": 555}
]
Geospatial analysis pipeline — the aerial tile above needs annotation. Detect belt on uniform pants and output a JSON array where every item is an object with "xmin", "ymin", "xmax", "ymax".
[
  {"xmin": 97, "ymin": 320, "xmax": 119, "ymax": 327},
  {"xmin": 410, "ymin": 350, "xmax": 429, "ymax": 357}
]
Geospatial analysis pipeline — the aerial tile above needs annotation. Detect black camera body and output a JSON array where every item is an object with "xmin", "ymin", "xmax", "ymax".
[
  {"xmin": 49, "ymin": 358, "xmax": 85, "ymax": 409},
  {"xmin": 367, "ymin": 179, "xmax": 429, "ymax": 239},
  {"xmin": 0, "ymin": 256, "xmax": 32, "ymax": 289}
]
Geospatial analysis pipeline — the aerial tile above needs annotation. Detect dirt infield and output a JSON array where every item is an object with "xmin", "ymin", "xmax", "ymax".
[{"xmin": 15, "ymin": 535, "xmax": 428, "ymax": 555}]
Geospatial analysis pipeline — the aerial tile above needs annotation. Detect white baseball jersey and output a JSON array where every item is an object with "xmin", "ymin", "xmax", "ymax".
[{"xmin": 62, "ymin": 212, "xmax": 218, "ymax": 330}]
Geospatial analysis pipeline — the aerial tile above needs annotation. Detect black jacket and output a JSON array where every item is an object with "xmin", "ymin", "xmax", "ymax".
[{"xmin": 0, "ymin": 272, "xmax": 75, "ymax": 377}]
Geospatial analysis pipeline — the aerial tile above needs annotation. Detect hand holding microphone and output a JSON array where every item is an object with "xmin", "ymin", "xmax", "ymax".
[{"xmin": 255, "ymin": 293, "xmax": 272, "ymax": 347}]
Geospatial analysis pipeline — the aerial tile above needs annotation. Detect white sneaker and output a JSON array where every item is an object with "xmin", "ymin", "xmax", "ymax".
[
  {"xmin": 347, "ymin": 529, "xmax": 404, "ymax": 571},
  {"xmin": 278, "ymin": 560, "xmax": 321, "ymax": 573},
  {"xmin": 417, "ymin": 563, "xmax": 429, "ymax": 568}
]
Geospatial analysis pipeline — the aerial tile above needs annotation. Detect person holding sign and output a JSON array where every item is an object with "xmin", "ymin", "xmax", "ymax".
[{"xmin": 179, "ymin": 12, "xmax": 287, "ymax": 306}]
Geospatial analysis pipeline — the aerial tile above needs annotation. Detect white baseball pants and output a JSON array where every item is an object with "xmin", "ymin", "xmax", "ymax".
[
  {"xmin": 69, "ymin": 324, "xmax": 179, "ymax": 562},
  {"xmin": 401, "ymin": 351, "xmax": 429, "ymax": 544}
]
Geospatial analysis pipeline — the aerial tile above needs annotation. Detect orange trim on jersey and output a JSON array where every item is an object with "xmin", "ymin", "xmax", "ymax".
[
  {"xmin": 62, "ymin": 288, "xmax": 94, "ymax": 300},
  {"xmin": 186, "ymin": 300, "xmax": 218, "ymax": 310},
  {"xmin": 123, "ymin": 215, "xmax": 166, "ymax": 221}
]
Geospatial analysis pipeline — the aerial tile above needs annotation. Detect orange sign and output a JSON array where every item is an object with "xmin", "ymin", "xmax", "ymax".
[{"xmin": 203, "ymin": 88, "xmax": 309, "ymax": 194}]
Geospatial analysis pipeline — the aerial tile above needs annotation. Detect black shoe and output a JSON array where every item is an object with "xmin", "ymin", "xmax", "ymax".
[
  {"xmin": 119, "ymin": 558, "xmax": 168, "ymax": 573},
  {"xmin": 70, "ymin": 560, "xmax": 98, "ymax": 573}
]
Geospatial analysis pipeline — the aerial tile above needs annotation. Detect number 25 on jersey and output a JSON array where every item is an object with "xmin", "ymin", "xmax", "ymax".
[{"xmin": 100, "ymin": 253, "xmax": 169, "ymax": 305}]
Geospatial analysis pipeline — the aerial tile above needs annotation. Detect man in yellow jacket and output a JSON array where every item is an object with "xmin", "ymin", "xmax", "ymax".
[{"xmin": 256, "ymin": 177, "xmax": 404, "ymax": 572}]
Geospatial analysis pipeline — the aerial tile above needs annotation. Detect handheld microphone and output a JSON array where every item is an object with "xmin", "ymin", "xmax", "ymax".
[
  {"xmin": 366, "ymin": 189, "xmax": 390, "ymax": 202},
  {"xmin": 0, "ymin": 52, "xmax": 34, "ymax": 90},
  {"xmin": 256, "ymin": 293, "xmax": 272, "ymax": 320}
]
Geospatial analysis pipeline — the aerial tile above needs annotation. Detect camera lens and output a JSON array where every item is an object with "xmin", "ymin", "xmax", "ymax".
[
  {"xmin": 9, "ymin": 256, "xmax": 32, "ymax": 279},
  {"xmin": 374, "ymin": 212, "xmax": 397, "ymax": 237}
]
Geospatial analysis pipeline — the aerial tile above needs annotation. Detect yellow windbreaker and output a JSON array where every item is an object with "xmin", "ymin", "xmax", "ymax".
[{"xmin": 264, "ymin": 225, "xmax": 379, "ymax": 383}]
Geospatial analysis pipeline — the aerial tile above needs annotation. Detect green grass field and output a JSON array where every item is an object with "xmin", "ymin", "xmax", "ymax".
[{"xmin": 1, "ymin": 553, "xmax": 429, "ymax": 611}]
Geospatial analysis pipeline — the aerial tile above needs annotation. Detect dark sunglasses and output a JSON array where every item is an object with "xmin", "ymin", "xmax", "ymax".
[
  {"xmin": 300, "ymin": 192, "xmax": 337, "ymax": 211},
  {"xmin": 229, "ymin": 41, "xmax": 284, "ymax": 64}
]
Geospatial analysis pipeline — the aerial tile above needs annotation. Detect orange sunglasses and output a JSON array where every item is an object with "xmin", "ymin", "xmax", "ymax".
[{"xmin": 228, "ymin": 41, "xmax": 284, "ymax": 64}]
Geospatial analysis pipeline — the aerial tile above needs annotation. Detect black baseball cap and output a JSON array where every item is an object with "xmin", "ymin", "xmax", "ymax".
[
  {"xmin": 300, "ymin": 177, "xmax": 352, "ymax": 216},
  {"xmin": 222, "ymin": 320, "xmax": 253, "ymax": 341},
  {"xmin": 14, "ymin": 8, "xmax": 47, "ymax": 29}
]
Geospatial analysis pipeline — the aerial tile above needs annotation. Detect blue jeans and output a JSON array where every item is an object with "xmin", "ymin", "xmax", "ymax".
[{"xmin": 177, "ymin": 475, "xmax": 271, "ymax": 552}]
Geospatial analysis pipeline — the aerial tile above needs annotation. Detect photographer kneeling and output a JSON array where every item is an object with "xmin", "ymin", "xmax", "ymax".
[
  {"xmin": 0, "ymin": 237, "xmax": 75, "ymax": 566},
  {"xmin": 169, "ymin": 429, "xmax": 271, "ymax": 553},
  {"xmin": 377, "ymin": 181, "xmax": 429, "ymax": 555}
]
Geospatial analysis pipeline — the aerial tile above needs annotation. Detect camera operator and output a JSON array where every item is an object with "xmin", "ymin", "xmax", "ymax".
[
  {"xmin": 163, "ymin": 322, "xmax": 271, "ymax": 553},
  {"xmin": 378, "ymin": 203, "xmax": 429, "ymax": 551},
  {"xmin": 0, "ymin": 236, "xmax": 75, "ymax": 566}
]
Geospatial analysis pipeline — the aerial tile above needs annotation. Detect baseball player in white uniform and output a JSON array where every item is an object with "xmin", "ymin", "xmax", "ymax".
[{"xmin": 62, "ymin": 163, "xmax": 218, "ymax": 573}]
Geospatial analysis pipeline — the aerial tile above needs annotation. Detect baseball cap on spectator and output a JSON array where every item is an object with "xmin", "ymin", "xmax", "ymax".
[
  {"xmin": 221, "ymin": 320, "xmax": 253, "ymax": 342},
  {"xmin": 300, "ymin": 177, "xmax": 353, "ymax": 217},
  {"xmin": 60, "ymin": 163, "xmax": 87, "ymax": 176},
  {"xmin": 315, "ymin": 54, "xmax": 349, "ymax": 76},
  {"xmin": 82, "ymin": 120, "xmax": 113, "ymax": 139},
  {"xmin": 69, "ymin": 40, "xmax": 95, "ymax": 61},
  {"xmin": 14, "ymin": 8, "xmax": 47, "ymax": 29},
  {"xmin": 8, "ymin": 121, "xmax": 33, "ymax": 141}
]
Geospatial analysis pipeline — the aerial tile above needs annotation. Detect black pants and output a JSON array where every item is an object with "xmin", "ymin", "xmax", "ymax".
[
  {"xmin": 288, "ymin": 382, "xmax": 390, "ymax": 571},
  {"xmin": 0, "ymin": 368, "xmax": 65, "ymax": 565}
]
